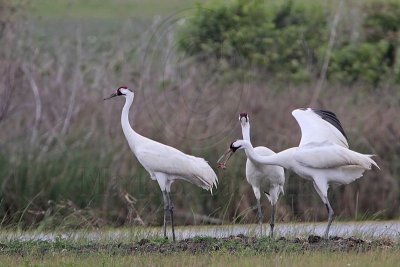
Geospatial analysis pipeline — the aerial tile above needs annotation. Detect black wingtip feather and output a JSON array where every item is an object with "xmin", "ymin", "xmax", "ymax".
[{"xmin": 312, "ymin": 109, "xmax": 348, "ymax": 141}]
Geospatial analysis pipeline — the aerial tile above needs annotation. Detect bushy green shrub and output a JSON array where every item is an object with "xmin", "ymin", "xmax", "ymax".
[
  {"xmin": 0, "ymin": 0, "xmax": 20, "ymax": 38},
  {"xmin": 178, "ymin": 0, "xmax": 273, "ymax": 64},
  {"xmin": 328, "ymin": 41, "xmax": 391, "ymax": 85},
  {"xmin": 327, "ymin": 2, "xmax": 400, "ymax": 85},
  {"xmin": 178, "ymin": 0, "xmax": 400, "ymax": 86},
  {"xmin": 363, "ymin": 1, "xmax": 400, "ymax": 44},
  {"xmin": 265, "ymin": 2, "xmax": 327, "ymax": 82},
  {"xmin": 178, "ymin": 0, "xmax": 327, "ymax": 82}
]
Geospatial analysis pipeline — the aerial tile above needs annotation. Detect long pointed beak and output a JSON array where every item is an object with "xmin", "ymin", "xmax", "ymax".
[
  {"xmin": 217, "ymin": 148, "xmax": 234, "ymax": 169},
  {"xmin": 104, "ymin": 92, "xmax": 118, "ymax": 100}
]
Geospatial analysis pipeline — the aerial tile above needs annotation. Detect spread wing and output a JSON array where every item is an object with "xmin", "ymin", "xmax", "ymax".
[
  {"xmin": 292, "ymin": 108, "xmax": 349, "ymax": 148},
  {"xmin": 294, "ymin": 142, "xmax": 378, "ymax": 170}
]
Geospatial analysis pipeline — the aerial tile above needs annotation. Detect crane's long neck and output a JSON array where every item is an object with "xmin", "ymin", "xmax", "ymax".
[
  {"xmin": 121, "ymin": 94, "xmax": 141, "ymax": 151},
  {"xmin": 241, "ymin": 141, "xmax": 291, "ymax": 169},
  {"xmin": 241, "ymin": 123, "xmax": 253, "ymax": 159},
  {"xmin": 241, "ymin": 123, "xmax": 251, "ymax": 143}
]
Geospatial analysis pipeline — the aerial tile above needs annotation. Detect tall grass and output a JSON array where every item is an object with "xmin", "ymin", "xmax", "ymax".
[{"xmin": 0, "ymin": 1, "xmax": 399, "ymax": 229}]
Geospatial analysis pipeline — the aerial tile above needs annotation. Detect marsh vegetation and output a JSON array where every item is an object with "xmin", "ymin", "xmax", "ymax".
[{"xmin": 0, "ymin": 0, "xmax": 398, "ymax": 239}]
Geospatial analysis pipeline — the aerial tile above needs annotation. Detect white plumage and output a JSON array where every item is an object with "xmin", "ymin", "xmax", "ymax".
[
  {"xmin": 239, "ymin": 113, "xmax": 285, "ymax": 236},
  {"xmin": 134, "ymin": 140, "xmax": 218, "ymax": 192},
  {"xmin": 219, "ymin": 108, "xmax": 378, "ymax": 239},
  {"xmin": 105, "ymin": 86, "xmax": 218, "ymax": 241},
  {"xmin": 292, "ymin": 108, "xmax": 349, "ymax": 148}
]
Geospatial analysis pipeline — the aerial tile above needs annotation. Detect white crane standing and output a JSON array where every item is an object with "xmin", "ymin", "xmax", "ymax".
[
  {"xmin": 238, "ymin": 113, "xmax": 285, "ymax": 236},
  {"xmin": 105, "ymin": 86, "xmax": 218, "ymax": 241},
  {"xmin": 218, "ymin": 108, "xmax": 379, "ymax": 239}
]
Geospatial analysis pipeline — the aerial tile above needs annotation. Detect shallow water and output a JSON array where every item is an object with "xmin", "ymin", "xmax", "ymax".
[
  {"xmin": 1, "ymin": 221, "xmax": 399, "ymax": 242},
  {"xmin": 175, "ymin": 221, "xmax": 400, "ymax": 239}
]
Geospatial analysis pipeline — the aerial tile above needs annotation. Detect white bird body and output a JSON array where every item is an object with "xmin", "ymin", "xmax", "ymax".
[
  {"xmin": 242, "ymin": 144, "xmax": 376, "ymax": 185},
  {"xmin": 127, "ymin": 134, "xmax": 217, "ymax": 190},
  {"xmin": 246, "ymin": 146, "xmax": 284, "ymax": 201},
  {"xmin": 239, "ymin": 113, "xmax": 285, "ymax": 236},
  {"xmin": 223, "ymin": 108, "xmax": 378, "ymax": 238},
  {"xmin": 106, "ymin": 86, "xmax": 218, "ymax": 240}
]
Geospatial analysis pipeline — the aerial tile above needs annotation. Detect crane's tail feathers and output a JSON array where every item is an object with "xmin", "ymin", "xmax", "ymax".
[
  {"xmin": 349, "ymin": 151, "xmax": 379, "ymax": 170},
  {"xmin": 188, "ymin": 157, "xmax": 218, "ymax": 194},
  {"xmin": 264, "ymin": 185, "xmax": 283, "ymax": 205},
  {"xmin": 366, "ymin": 155, "xmax": 380, "ymax": 170},
  {"xmin": 280, "ymin": 185, "xmax": 284, "ymax": 196},
  {"xmin": 263, "ymin": 191, "xmax": 272, "ymax": 204},
  {"xmin": 195, "ymin": 175, "xmax": 218, "ymax": 194}
]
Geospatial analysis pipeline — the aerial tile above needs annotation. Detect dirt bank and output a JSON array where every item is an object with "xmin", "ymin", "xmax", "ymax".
[
  {"xmin": 129, "ymin": 235, "xmax": 396, "ymax": 254},
  {"xmin": 1, "ymin": 235, "xmax": 397, "ymax": 256}
]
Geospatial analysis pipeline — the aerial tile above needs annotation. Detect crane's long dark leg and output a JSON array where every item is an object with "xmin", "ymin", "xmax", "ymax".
[
  {"xmin": 256, "ymin": 199, "xmax": 263, "ymax": 236},
  {"xmin": 166, "ymin": 191, "xmax": 175, "ymax": 242},
  {"xmin": 162, "ymin": 190, "xmax": 169, "ymax": 239},
  {"xmin": 324, "ymin": 198, "xmax": 334, "ymax": 240},
  {"xmin": 270, "ymin": 204, "xmax": 276, "ymax": 238},
  {"xmin": 312, "ymin": 180, "xmax": 333, "ymax": 239}
]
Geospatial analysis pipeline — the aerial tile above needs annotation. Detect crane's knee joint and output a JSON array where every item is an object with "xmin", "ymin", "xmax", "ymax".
[{"xmin": 325, "ymin": 204, "xmax": 330, "ymax": 213}]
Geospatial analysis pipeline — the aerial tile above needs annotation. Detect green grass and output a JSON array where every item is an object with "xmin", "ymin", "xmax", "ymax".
[{"xmin": 0, "ymin": 250, "xmax": 399, "ymax": 267}]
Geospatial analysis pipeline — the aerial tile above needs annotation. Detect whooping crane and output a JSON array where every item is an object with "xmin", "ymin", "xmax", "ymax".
[
  {"xmin": 105, "ymin": 86, "xmax": 218, "ymax": 241},
  {"xmin": 237, "ymin": 113, "xmax": 285, "ymax": 236},
  {"xmin": 218, "ymin": 108, "xmax": 379, "ymax": 239}
]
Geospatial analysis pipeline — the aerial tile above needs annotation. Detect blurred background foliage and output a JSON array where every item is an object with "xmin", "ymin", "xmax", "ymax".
[
  {"xmin": 0, "ymin": 0, "xmax": 399, "ymax": 230},
  {"xmin": 178, "ymin": 0, "xmax": 400, "ymax": 84}
]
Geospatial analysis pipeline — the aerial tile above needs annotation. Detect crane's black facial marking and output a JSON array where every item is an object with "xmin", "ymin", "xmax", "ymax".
[
  {"xmin": 104, "ymin": 86, "xmax": 131, "ymax": 100},
  {"xmin": 239, "ymin": 112, "xmax": 248, "ymax": 122},
  {"xmin": 117, "ymin": 88, "xmax": 124, "ymax": 95},
  {"xmin": 312, "ymin": 109, "xmax": 348, "ymax": 141},
  {"xmin": 230, "ymin": 142, "xmax": 240, "ymax": 152}
]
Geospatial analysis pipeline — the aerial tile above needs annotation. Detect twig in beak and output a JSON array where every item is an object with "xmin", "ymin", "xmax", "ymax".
[
  {"xmin": 104, "ymin": 92, "xmax": 118, "ymax": 100},
  {"xmin": 217, "ymin": 149, "xmax": 234, "ymax": 169}
]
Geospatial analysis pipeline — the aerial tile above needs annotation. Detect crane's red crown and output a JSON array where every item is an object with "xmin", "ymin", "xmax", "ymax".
[{"xmin": 239, "ymin": 112, "xmax": 248, "ymax": 122}]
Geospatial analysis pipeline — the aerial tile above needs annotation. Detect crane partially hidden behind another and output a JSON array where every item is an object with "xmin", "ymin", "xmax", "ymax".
[
  {"xmin": 237, "ymin": 113, "xmax": 285, "ymax": 237},
  {"xmin": 218, "ymin": 108, "xmax": 379, "ymax": 239}
]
